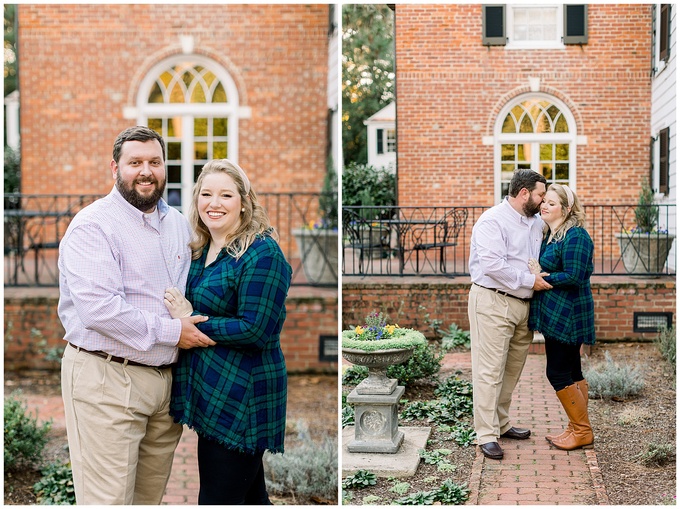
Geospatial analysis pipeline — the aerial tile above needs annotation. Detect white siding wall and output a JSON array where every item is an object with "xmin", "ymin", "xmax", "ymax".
[{"xmin": 651, "ymin": 4, "xmax": 676, "ymax": 269}]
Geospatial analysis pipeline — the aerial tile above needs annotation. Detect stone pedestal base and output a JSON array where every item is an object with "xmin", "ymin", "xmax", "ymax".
[{"xmin": 346, "ymin": 386, "xmax": 405, "ymax": 453}]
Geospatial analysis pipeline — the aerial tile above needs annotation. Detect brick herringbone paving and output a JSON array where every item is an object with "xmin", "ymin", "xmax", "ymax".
[{"xmin": 442, "ymin": 351, "xmax": 607, "ymax": 506}]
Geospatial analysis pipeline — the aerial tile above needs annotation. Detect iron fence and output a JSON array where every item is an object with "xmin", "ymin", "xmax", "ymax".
[
  {"xmin": 4, "ymin": 192, "xmax": 338, "ymax": 287},
  {"xmin": 342, "ymin": 204, "xmax": 676, "ymax": 278}
]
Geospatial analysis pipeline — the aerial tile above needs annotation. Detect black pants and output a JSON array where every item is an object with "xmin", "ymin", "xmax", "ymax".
[
  {"xmin": 197, "ymin": 435, "xmax": 272, "ymax": 505},
  {"xmin": 544, "ymin": 336, "xmax": 584, "ymax": 392}
]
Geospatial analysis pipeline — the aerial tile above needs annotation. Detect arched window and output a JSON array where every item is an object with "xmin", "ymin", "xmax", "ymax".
[
  {"xmin": 137, "ymin": 55, "xmax": 241, "ymax": 213},
  {"xmin": 495, "ymin": 93, "xmax": 577, "ymax": 201}
]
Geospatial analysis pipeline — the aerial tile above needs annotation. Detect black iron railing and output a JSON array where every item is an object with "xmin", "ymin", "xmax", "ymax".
[
  {"xmin": 342, "ymin": 204, "xmax": 676, "ymax": 277},
  {"xmin": 4, "ymin": 193, "xmax": 338, "ymax": 287}
]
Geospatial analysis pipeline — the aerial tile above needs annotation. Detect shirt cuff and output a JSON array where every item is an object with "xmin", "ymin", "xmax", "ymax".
[{"xmin": 159, "ymin": 317, "xmax": 183, "ymax": 347}]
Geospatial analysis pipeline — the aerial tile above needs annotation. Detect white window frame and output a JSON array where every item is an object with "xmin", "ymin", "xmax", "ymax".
[
  {"xmin": 385, "ymin": 128, "xmax": 396, "ymax": 153},
  {"xmin": 136, "ymin": 54, "xmax": 242, "ymax": 214},
  {"xmin": 506, "ymin": 4, "xmax": 565, "ymax": 50},
  {"xmin": 494, "ymin": 92, "xmax": 578, "ymax": 203}
]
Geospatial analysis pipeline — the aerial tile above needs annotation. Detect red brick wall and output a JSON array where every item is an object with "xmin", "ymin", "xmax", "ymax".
[
  {"xmin": 18, "ymin": 4, "xmax": 329, "ymax": 196},
  {"xmin": 394, "ymin": 4, "xmax": 652, "ymax": 207},
  {"xmin": 342, "ymin": 277, "xmax": 675, "ymax": 342},
  {"xmin": 4, "ymin": 292, "xmax": 337, "ymax": 374}
]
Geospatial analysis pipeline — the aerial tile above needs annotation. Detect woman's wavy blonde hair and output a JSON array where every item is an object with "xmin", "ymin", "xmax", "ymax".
[
  {"xmin": 544, "ymin": 183, "xmax": 587, "ymax": 242},
  {"xmin": 189, "ymin": 159, "xmax": 278, "ymax": 260}
]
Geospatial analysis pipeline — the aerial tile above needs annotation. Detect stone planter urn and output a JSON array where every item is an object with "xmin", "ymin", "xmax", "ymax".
[
  {"xmin": 292, "ymin": 228, "xmax": 338, "ymax": 285},
  {"xmin": 615, "ymin": 232, "xmax": 675, "ymax": 276},
  {"xmin": 342, "ymin": 328, "xmax": 427, "ymax": 454}
]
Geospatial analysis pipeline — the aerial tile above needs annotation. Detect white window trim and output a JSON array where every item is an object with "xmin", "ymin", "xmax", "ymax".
[
  {"xmin": 493, "ymin": 92, "xmax": 578, "ymax": 203},
  {"xmin": 135, "ymin": 54, "xmax": 245, "ymax": 213},
  {"xmin": 653, "ymin": 3, "xmax": 669, "ymax": 75},
  {"xmin": 505, "ymin": 4, "xmax": 566, "ymax": 50}
]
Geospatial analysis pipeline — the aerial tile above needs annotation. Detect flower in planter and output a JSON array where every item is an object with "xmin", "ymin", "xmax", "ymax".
[{"xmin": 343, "ymin": 312, "xmax": 427, "ymax": 351}]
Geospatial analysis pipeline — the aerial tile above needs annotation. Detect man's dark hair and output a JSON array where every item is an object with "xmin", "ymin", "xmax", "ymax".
[
  {"xmin": 112, "ymin": 126, "xmax": 166, "ymax": 164},
  {"xmin": 508, "ymin": 169, "xmax": 547, "ymax": 197}
]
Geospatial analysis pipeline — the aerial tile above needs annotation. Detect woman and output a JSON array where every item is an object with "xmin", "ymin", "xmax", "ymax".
[
  {"xmin": 528, "ymin": 183, "xmax": 595, "ymax": 451},
  {"xmin": 164, "ymin": 159, "xmax": 292, "ymax": 504}
]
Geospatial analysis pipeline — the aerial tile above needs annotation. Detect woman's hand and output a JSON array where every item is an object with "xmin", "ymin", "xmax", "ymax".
[
  {"xmin": 528, "ymin": 258, "xmax": 543, "ymax": 275},
  {"xmin": 164, "ymin": 287, "xmax": 194, "ymax": 318}
]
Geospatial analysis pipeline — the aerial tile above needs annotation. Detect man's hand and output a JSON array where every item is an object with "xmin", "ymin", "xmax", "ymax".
[
  {"xmin": 177, "ymin": 315, "xmax": 216, "ymax": 349},
  {"xmin": 532, "ymin": 273, "xmax": 553, "ymax": 291},
  {"xmin": 164, "ymin": 287, "xmax": 194, "ymax": 318}
]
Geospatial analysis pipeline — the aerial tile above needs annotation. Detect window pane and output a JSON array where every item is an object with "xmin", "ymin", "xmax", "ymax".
[
  {"xmin": 213, "ymin": 83, "xmax": 227, "ymax": 103},
  {"xmin": 536, "ymin": 113, "xmax": 551, "ymax": 133},
  {"xmin": 167, "ymin": 165, "xmax": 181, "ymax": 184},
  {"xmin": 518, "ymin": 163, "xmax": 531, "ymax": 170},
  {"xmin": 556, "ymin": 144, "xmax": 569, "ymax": 160},
  {"xmin": 194, "ymin": 165, "xmax": 204, "ymax": 182},
  {"xmin": 148, "ymin": 82, "xmax": 164, "ymax": 103},
  {"xmin": 554, "ymin": 114, "xmax": 569, "ymax": 133},
  {"xmin": 213, "ymin": 118, "xmax": 228, "ymax": 136},
  {"xmin": 539, "ymin": 144, "xmax": 553, "ymax": 160},
  {"xmin": 190, "ymin": 83, "xmax": 207, "ymax": 103},
  {"xmin": 195, "ymin": 142, "xmax": 208, "ymax": 160},
  {"xmin": 519, "ymin": 114, "xmax": 533, "ymax": 133},
  {"xmin": 502, "ymin": 114, "xmax": 517, "ymax": 133},
  {"xmin": 501, "ymin": 144, "xmax": 515, "ymax": 161},
  {"xmin": 168, "ymin": 117, "xmax": 181, "ymax": 138},
  {"xmin": 167, "ymin": 188, "xmax": 182, "ymax": 207},
  {"xmin": 541, "ymin": 163, "xmax": 553, "ymax": 180},
  {"xmin": 194, "ymin": 118, "xmax": 208, "ymax": 137},
  {"xmin": 169, "ymin": 81, "xmax": 185, "ymax": 103},
  {"xmin": 213, "ymin": 142, "xmax": 228, "ymax": 159},
  {"xmin": 556, "ymin": 163, "xmax": 569, "ymax": 180},
  {"xmin": 147, "ymin": 118, "xmax": 162, "ymax": 133},
  {"xmin": 518, "ymin": 143, "xmax": 530, "ymax": 161},
  {"xmin": 167, "ymin": 142, "xmax": 181, "ymax": 160}
]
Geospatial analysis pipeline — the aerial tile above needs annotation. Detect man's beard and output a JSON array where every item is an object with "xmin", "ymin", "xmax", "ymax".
[
  {"xmin": 116, "ymin": 173, "xmax": 166, "ymax": 212},
  {"xmin": 523, "ymin": 198, "xmax": 541, "ymax": 217}
]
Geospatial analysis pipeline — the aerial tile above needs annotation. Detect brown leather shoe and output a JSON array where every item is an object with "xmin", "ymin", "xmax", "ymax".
[
  {"xmin": 500, "ymin": 427, "xmax": 531, "ymax": 440},
  {"xmin": 480, "ymin": 442, "xmax": 504, "ymax": 460}
]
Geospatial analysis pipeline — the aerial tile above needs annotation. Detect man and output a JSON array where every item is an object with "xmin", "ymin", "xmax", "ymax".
[
  {"xmin": 467, "ymin": 169, "xmax": 552, "ymax": 460},
  {"xmin": 58, "ymin": 126, "xmax": 216, "ymax": 504}
]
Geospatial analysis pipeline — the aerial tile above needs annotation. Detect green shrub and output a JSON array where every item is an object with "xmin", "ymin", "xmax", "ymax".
[
  {"xmin": 4, "ymin": 393, "xmax": 52, "ymax": 471},
  {"xmin": 263, "ymin": 432, "xmax": 337, "ymax": 504},
  {"xmin": 341, "ymin": 392, "xmax": 354, "ymax": 428},
  {"xmin": 342, "ymin": 365, "xmax": 369, "ymax": 386},
  {"xmin": 386, "ymin": 343, "xmax": 443, "ymax": 386},
  {"xmin": 634, "ymin": 442, "xmax": 676, "ymax": 467},
  {"xmin": 342, "ymin": 162, "xmax": 396, "ymax": 217},
  {"xmin": 583, "ymin": 352, "xmax": 644, "ymax": 400},
  {"xmin": 655, "ymin": 326, "xmax": 676, "ymax": 368},
  {"xmin": 33, "ymin": 462, "xmax": 76, "ymax": 505},
  {"xmin": 342, "ymin": 469, "xmax": 377, "ymax": 489},
  {"xmin": 439, "ymin": 324, "xmax": 470, "ymax": 351},
  {"xmin": 432, "ymin": 479, "xmax": 470, "ymax": 505},
  {"xmin": 395, "ymin": 489, "xmax": 437, "ymax": 505}
]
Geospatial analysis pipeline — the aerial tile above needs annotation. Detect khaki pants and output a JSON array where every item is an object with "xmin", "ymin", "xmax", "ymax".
[
  {"xmin": 61, "ymin": 345, "xmax": 182, "ymax": 505},
  {"xmin": 468, "ymin": 284, "xmax": 533, "ymax": 445}
]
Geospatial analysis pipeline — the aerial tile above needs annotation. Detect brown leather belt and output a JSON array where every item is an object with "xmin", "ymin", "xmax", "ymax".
[
  {"xmin": 68, "ymin": 342, "xmax": 173, "ymax": 369},
  {"xmin": 474, "ymin": 283, "xmax": 531, "ymax": 302}
]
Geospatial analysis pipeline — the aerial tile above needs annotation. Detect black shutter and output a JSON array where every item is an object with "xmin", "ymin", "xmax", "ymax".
[
  {"xmin": 659, "ymin": 128, "xmax": 669, "ymax": 195},
  {"xmin": 660, "ymin": 4, "xmax": 670, "ymax": 62},
  {"xmin": 564, "ymin": 5, "xmax": 588, "ymax": 44},
  {"xmin": 482, "ymin": 5, "xmax": 506, "ymax": 46},
  {"xmin": 377, "ymin": 128, "xmax": 384, "ymax": 155},
  {"xmin": 650, "ymin": 136, "xmax": 656, "ymax": 192}
]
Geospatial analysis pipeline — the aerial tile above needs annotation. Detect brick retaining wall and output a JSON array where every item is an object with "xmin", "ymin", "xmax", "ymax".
[
  {"xmin": 342, "ymin": 276, "xmax": 675, "ymax": 342},
  {"xmin": 4, "ymin": 287, "xmax": 337, "ymax": 373}
]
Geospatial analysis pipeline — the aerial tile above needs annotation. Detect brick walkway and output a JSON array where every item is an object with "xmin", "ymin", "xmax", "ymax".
[
  {"xmin": 17, "ymin": 392, "xmax": 200, "ymax": 504},
  {"xmin": 442, "ymin": 351, "xmax": 608, "ymax": 505}
]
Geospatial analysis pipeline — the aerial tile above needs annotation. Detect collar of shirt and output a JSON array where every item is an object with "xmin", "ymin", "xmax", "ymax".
[
  {"xmin": 502, "ymin": 197, "xmax": 539, "ymax": 228},
  {"xmin": 109, "ymin": 185, "xmax": 171, "ymax": 225}
]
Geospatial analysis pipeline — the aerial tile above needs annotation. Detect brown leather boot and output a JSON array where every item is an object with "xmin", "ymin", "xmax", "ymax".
[
  {"xmin": 545, "ymin": 379, "xmax": 589, "ymax": 443},
  {"xmin": 551, "ymin": 383, "xmax": 594, "ymax": 451}
]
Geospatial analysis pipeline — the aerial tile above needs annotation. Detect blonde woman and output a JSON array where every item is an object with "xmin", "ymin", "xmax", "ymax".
[
  {"xmin": 529, "ymin": 183, "xmax": 595, "ymax": 451},
  {"xmin": 164, "ymin": 159, "xmax": 292, "ymax": 504}
]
